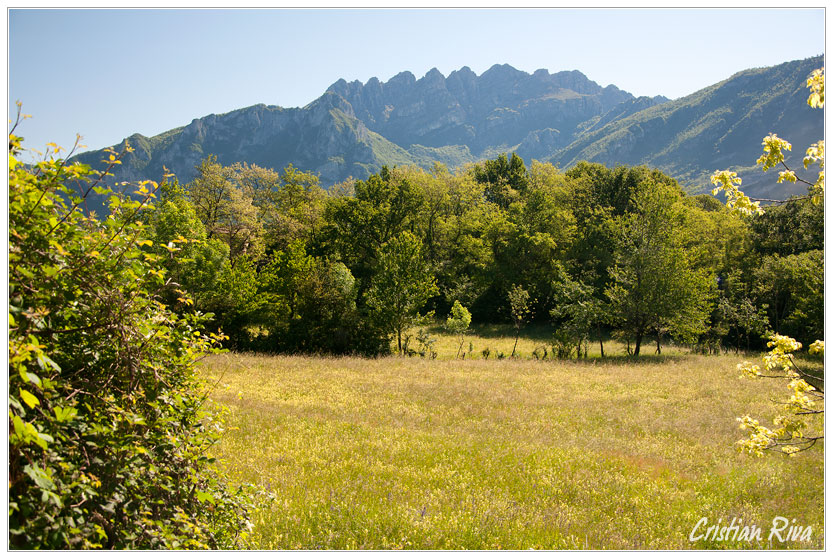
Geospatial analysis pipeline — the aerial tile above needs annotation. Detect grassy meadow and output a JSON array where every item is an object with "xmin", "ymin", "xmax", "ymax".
[{"xmin": 203, "ymin": 327, "xmax": 824, "ymax": 550}]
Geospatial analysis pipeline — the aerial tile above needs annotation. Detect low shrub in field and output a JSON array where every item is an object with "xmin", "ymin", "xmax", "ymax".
[{"xmin": 8, "ymin": 118, "xmax": 254, "ymax": 549}]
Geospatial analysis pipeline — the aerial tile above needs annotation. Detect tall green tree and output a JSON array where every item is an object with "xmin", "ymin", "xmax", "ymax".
[
  {"xmin": 188, "ymin": 155, "xmax": 263, "ymax": 264},
  {"xmin": 204, "ymin": 257, "xmax": 264, "ymax": 350},
  {"xmin": 428, "ymin": 168, "xmax": 495, "ymax": 314},
  {"xmin": 147, "ymin": 180, "xmax": 228, "ymax": 309},
  {"xmin": 235, "ymin": 162, "xmax": 326, "ymax": 252},
  {"xmin": 366, "ymin": 231, "xmax": 438, "ymax": 354},
  {"xmin": 749, "ymin": 197, "xmax": 824, "ymax": 257},
  {"xmin": 485, "ymin": 161, "xmax": 576, "ymax": 319},
  {"xmin": 606, "ymin": 183, "xmax": 714, "ymax": 355},
  {"xmin": 323, "ymin": 167, "xmax": 423, "ymax": 289},
  {"xmin": 473, "ymin": 152, "xmax": 528, "ymax": 209},
  {"xmin": 550, "ymin": 266, "xmax": 609, "ymax": 358},
  {"xmin": 754, "ymin": 249, "xmax": 824, "ymax": 343}
]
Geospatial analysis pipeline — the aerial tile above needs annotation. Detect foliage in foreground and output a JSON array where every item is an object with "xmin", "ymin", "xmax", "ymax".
[
  {"xmin": 737, "ymin": 337, "xmax": 824, "ymax": 455},
  {"xmin": 8, "ymin": 117, "xmax": 254, "ymax": 549},
  {"xmin": 712, "ymin": 67, "xmax": 824, "ymax": 456}
]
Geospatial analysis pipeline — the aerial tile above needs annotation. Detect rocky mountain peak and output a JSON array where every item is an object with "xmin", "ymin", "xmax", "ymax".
[
  {"xmin": 481, "ymin": 63, "xmax": 526, "ymax": 79},
  {"xmin": 423, "ymin": 67, "xmax": 445, "ymax": 81},
  {"xmin": 387, "ymin": 70, "xmax": 417, "ymax": 87}
]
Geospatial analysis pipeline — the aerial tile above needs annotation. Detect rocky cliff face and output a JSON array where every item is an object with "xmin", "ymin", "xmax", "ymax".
[
  {"xmin": 326, "ymin": 64, "xmax": 635, "ymax": 153},
  {"xmin": 75, "ymin": 94, "xmax": 383, "ymax": 185},
  {"xmin": 73, "ymin": 58, "xmax": 822, "ymax": 199}
]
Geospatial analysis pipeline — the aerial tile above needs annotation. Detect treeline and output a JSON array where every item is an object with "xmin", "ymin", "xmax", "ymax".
[{"xmin": 141, "ymin": 152, "xmax": 823, "ymax": 357}]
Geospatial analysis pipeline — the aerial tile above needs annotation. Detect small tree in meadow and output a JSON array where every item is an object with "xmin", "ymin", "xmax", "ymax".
[
  {"xmin": 605, "ymin": 184, "xmax": 714, "ymax": 356},
  {"xmin": 366, "ymin": 231, "xmax": 438, "ymax": 354},
  {"xmin": 507, "ymin": 284, "xmax": 534, "ymax": 357},
  {"xmin": 446, "ymin": 300, "xmax": 472, "ymax": 358},
  {"xmin": 550, "ymin": 267, "xmax": 609, "ymax": 359}
]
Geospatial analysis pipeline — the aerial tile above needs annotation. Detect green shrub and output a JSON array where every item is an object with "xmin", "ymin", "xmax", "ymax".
[
  {"xmin": 445, "ymin": 300, "xmax": 471, "ymax": 358},
  {"xmin": 8, "ymin": 117, "xmax": 253, "ymax": 549}
]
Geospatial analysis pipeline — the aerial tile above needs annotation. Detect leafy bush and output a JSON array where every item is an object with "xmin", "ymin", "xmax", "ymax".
[
  {"xmin": 8, "ymin": 118, "xmax": 253, "ymax": 549},
  {"xmin": 445, "ymin": 300, "xmax": 471, "ymax": 358},
  {"xmin": 551, "ymin": 331, "xmax": 576, "ymax": 360}
]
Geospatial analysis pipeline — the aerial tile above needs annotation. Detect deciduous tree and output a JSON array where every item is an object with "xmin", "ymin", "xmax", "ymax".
[
  {"xmin": 507, "ymin": 284, "xmax": 534, "ymax": 357},
  {"xmin": 366, "ymin": 231, "xmax": 438, "ymax": 354},
  {"xmin": 605, "ymin": 183, "xmax": 714, "ymax": 356}
]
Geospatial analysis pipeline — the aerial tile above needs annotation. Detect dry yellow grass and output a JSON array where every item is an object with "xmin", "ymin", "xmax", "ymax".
[{"xmin": 203, "ymin": 335, "xmax": 823, "ymax": 549}]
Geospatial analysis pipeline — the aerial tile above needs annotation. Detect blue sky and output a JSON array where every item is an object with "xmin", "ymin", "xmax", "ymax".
[{"xmin": 8, "ymin": 7, "xmax": 825, "ymax": 155}]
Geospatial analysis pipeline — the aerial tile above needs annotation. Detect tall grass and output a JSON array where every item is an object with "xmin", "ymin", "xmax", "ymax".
[
  {"xmin": 203, "ymin": 331, "xmax": 823, "ymax": 549},
  {"xmin": 413, "ymin": 323, "xmax": 639, "ymax": 360}
]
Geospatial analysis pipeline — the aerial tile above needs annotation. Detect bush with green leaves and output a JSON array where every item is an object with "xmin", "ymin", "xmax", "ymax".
[
  {"xmin": 445, "ymin": 300, "xmax": 472, "ymax": 358},
  {"xmin": 550, "ymin": 266, "xmax": 608, "ymax": 359},
  {"xmin": 8, "ymin": 116, "xmax": 254, "ymax": 549}
]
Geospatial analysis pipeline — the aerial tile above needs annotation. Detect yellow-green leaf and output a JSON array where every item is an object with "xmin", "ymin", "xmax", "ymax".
[{"xmin": 19, "ymin": 388, "xmax": 40, "ymax": 409}]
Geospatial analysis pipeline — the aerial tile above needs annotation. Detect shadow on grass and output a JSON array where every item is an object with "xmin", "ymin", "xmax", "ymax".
[
  {"xmin": 426, "ymin": 322, "xmax": 555, "ymax": 342},
  {"xmin": 573, "ymin": 354, "xmax": 691, "ymax": 367}
]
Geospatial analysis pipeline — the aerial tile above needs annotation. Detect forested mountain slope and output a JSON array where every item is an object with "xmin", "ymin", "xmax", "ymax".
[{"xmin": 550, "ymin": 56, "xmax": 823, "ymax": 198}]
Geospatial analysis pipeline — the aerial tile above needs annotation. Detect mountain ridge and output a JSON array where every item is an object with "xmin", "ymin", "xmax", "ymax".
[
  {"xmin": 74, "ymin": 57, "xmax": 823, "ymax": 199},
  {"xmin": 548, "ymin": 56, "xmax": 823, "ymax": 198}
]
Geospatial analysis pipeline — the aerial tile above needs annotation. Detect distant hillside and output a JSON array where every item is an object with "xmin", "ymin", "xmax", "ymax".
[
  {"xmin": 74, "ymin": 57, "xmax": 823, "ymax": 200},
  {"xmin": 550, "ymin": 56, "xmax": 824, "ymax": 198}
]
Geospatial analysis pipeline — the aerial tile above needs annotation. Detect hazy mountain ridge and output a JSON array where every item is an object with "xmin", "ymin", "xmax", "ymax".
[{"xmin": 74, "ymin": 56, "xmax": 823, "ymax": 198}]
